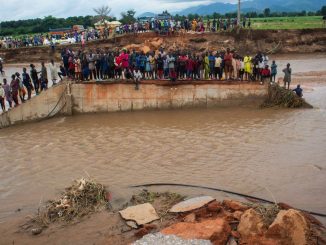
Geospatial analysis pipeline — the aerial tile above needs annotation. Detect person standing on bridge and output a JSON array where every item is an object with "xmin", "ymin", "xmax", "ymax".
[
  {"xmin": 30, "ymin": 64, "xmax": 39, "ymax": 95},
  {"xmin": 270, "ymin": 60, "xmax": 277, "ymax": 83},
  {"xmin": 40, "ymin": 62, "xmax": 48, "ymax": 91},
  {"xmin": 3, "ymin": 79, "xmax": 12, "ymax": 108},
  {"xmin": 15, "ymin": 73, "xmax": 26, "ymax": 103},
  {"xmin": 244, "ymin": 53, "xmax": 252, "ymax": 81},
  {"xmin": 0, "ymin": 59, "xmax": 4, "ymax": 76},
  {"xmin": 283, "ymin": 63, "xmax": 292, "ymax": 90},
  {"xmin": 49, "ymin": 60, "xmax": 59, "ymax": 85},
  {"xmin": 224, "ymin": 48, "xmax": 233, "ymax": 80},
  {"xmin": 10, "ymin": 74, "xmax": 19, "ymax": 107},
  {"xmin": 0, "ymin": 82, "xmax": 5, "ymax": 112},
  {"xmin": 22, "ymin": 68, "xmax": 33, "ymax": 100}
]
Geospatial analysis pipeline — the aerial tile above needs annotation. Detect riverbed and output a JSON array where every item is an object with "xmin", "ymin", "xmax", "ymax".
[{"xmin": 0, "ymin": 54, "xmax": 326, "ymax": 234}]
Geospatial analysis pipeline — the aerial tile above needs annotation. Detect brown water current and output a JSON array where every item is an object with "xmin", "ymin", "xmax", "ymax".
[{"xmin": 0, "ymin": 54, "xmax": 325, "ymax": 227}]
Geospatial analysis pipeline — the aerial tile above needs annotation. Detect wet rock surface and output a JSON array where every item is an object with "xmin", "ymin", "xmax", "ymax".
[
  {"xmin": 161, "ymin": 218, "xmax": 231, "ymax": 245},
  {"xmin": 169, "ymin": 196, "xmax": 215, "ymax": 213},
  {"xmin": 119, "ymin": 203, "xmax": 159, "ymax": 225},
  {"xmin": 133, "ymin": 233, "xmax": 212, "ymax": 245}
]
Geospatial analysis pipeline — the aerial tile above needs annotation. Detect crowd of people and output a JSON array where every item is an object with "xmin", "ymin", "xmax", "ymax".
[
  {"xmin": 0, "ymin": 44, "xmax": 302, "ymax": 113},
  {"xmin": 57, "ymin": 47, "xmax": 277, "ymax": 84},
  {"xmin": 0, "ymin": 29, "xmax": 102, "ymax": 49},
  {"xmin": 0, "ymin": 16, "xmax": 252, "ymax": 49}
]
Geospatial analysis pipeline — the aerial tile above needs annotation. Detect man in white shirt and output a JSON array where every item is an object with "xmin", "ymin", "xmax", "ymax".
[
  {"xmin": 215, "ymin": 55, "xmax": 223, "ymax": 80},
  {"xmin": 0, "ymin": 82, "xmax": 5, "ymax": 112},
  {"xmin": 133, "ymin": 68, "xmax": 142, "ymax": 90}
]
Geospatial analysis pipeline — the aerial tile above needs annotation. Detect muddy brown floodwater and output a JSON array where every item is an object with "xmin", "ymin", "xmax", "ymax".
[{"xmin": 0, "ymin": 54, "xmax": 326, "ymax": 238}]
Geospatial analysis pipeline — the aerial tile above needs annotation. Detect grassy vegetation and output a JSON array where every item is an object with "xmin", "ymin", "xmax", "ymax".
[{"xmin": 251, "ymin": 16, "xmax": 325, "ymax": 30}]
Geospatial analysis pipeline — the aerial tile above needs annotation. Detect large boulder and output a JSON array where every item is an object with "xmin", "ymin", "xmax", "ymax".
[
  {"xmin": 223, "ymin": 200, "xmax": 249, "ymax": 212},
  {"xmin": 161, "ymin": 218, "xmax": 231, "ymax": 245},
  {"xmin": 238, "ymin": 208, "xmax": 267, "ymax": 240},
  {"xmin": 266, "ymin": 209, "xmax": 309, "ymax": 245}
]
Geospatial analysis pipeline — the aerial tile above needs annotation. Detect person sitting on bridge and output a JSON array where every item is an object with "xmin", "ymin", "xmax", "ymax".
[
  {"xmin": 133, "ymin": 67, "xmax": 142, "ymax": 90},
  {"xmin": 293, "ymin": 84, "xmax": 303, "ymax": 98},
  {"xmin": 260, "ymin": 65, "xmax": 271, "ymax": 84}
]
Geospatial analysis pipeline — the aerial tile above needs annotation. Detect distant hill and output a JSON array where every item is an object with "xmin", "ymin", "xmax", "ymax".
[{"xmin": 179, "ymin": 0, "xmax": 326, "ymax": 15}]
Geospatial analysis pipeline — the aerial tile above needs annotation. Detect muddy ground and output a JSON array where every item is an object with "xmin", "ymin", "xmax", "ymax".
[{"xmin": 1, "ymin": 29, "xmax": 326, "ymax": 64}]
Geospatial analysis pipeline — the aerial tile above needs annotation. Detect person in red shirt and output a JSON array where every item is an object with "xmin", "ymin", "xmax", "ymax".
[
  {"xmin": 224, "ymin": 48, "xmax": 233, "ymax": 80},
  {"xmin": 186, "ymin": 55, "xmax": 195, "ymax": 80},
  {"xmin": 260, "ymin": 65, "xmax": 271, "ymax": 84},
  {"xmin": 119, "ymin": 49, "xmax": 129, "ymax": 79},
  {"xmin": 114, "ymin": 52, "xmax": 122, "ymax": 79},
  {"xmin": 10, "ymin": 74, "xmax": 19, "ymax": 107}
]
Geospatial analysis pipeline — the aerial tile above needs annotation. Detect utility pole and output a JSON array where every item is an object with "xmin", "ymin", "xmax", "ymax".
[{"xmin": 237, "ymin": 0, "xmax": 241, "ymax": 27}]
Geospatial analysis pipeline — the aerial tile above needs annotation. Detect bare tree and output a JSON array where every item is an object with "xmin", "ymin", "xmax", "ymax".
[{"xmin": 93, "ymin": 5, "xmax": 112, "ymax": 23}]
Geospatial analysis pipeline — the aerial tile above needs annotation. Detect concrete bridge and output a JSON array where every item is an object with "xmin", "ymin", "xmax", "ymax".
[{"xmin": 0, "ymin": 80, "xmax": 268, "ymax": 129}]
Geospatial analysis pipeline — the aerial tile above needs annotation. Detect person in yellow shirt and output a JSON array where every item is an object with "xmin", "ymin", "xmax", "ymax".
[
  {"xmin": 192, "ymin": 20, "xmax": 197, "ymax": 31},
  {"xmin": 244, "ymin": 54, "xmax": 252, "ymax": 81},
  {"xmin": 204, "ymin": 53, "xmax": 210, "ymax": 79}
]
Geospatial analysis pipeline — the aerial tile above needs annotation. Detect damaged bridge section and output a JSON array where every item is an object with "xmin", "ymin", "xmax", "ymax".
[{"xmin": 0, "ymin": 81, "xmax": 267, "ymax": 129}]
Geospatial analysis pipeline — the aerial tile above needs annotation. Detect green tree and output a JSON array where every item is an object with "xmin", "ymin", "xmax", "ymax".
[
  {"xmin": 264, "ymin": 8, "xmax": 271, "ymax": 17},
  {"xmin": 120, "ymin": 9, "xmax": 136, "ymax": 24},
  {"xmin": 321, "ymin": 6, "xmax": 326, "ymax": 16}
]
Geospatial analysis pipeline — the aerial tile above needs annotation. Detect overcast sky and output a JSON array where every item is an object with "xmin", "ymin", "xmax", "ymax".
[{"xmin": 0, "ymin": 0, "xmax": 239, "ymax": 21}]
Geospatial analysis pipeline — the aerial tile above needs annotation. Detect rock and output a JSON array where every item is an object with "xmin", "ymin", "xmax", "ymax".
[
  {"xmin": 183, "ymin": 213, "xmax": 196, "ymax": 223},
  {"xmin": 126, "ymin": 220, "xmax": 138, "ymax": 229},
  {"xmin": 170, "ymin": 196, "xmax": 215, "ymax": 213},
  {"xmin": 31, "ymin": 228, "xmax": 42, "ymax": 235},
  {"xmin": 232, "ymin": 211, "xmax": 243, "ymax": 220},
  {"xmin": 207, "ymin": 201, "xmax": 221, "ymax": 213},
  {"xmin": 119, "ymin": 203, "xmax": 159, "ymax": 225},
  {"xmin": 226, "ymin": 237, "xmax": 237, "ymax": 245},
  {"xmin": 141, "ymin": 46, "xmax": 151, "ymax": 54},
  {"xmin": 194, "ymin": 207, "xmax": 209, "ymax": 219},
  {"xmin": 161, "ymin": 218, "xmax": 231, "ymax": 245},
  {"xmin": 121, "ymin": 225, "xmax": 132, "ymax": 233},
  {"xmin": 241, "ymin": 237, "xmax": 281, "ymax": 245},
  {"xmin": 135, "ymin": 228, "xmax": 149, "ymax": 238},
  {"xmin": 223, "ymin": 200, "xmax": 248, "ymax": 211},
  {"xmin": 133, "ymin": 233, "xmax": 213, "ymax": 245},
  {"xmin": 238, "ymin": 208, "xmax": 266, "ymax": 240},
  {"xmin": 266, "ymin": 209, "xmax": 309, "ymax": 245},
  {"xmin": 277, "ymin": 202, "xmax": 294, "ymax": 210},
  {"xmin": 143, "ymin": 223, "xmax": 158, "ymax": 231},
  {"xmin": 231, "ymin": 230, "xmax": 240, "ymax": 239},
  {"xmin": 219, "ymin": 209, "xmax": 235, "ymax": 223},
  {"xmin": 150, "ymin": 38, "xmax": 163, "ymax": 49},
  {"xmin": 124, "ymin": 44, "xmax": 142, "ymax": 51}
]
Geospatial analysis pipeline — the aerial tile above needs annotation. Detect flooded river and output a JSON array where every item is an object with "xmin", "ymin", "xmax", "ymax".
[{"xmin": 0, "ymin": 54, "xmax": 326, "ymax": 227}]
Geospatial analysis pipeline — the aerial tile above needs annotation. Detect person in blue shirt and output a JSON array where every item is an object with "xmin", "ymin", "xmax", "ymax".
[
  {"xmin": 270, "ymin": 60, "xmax": 277, "ymax": 83},
  {"xmin": 293, "ymin": 85, "xmax": 303, "ymax": 98},
  {"xmin": 208, "ymin": 53, "xmax": 216, "ymax": 79}
]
